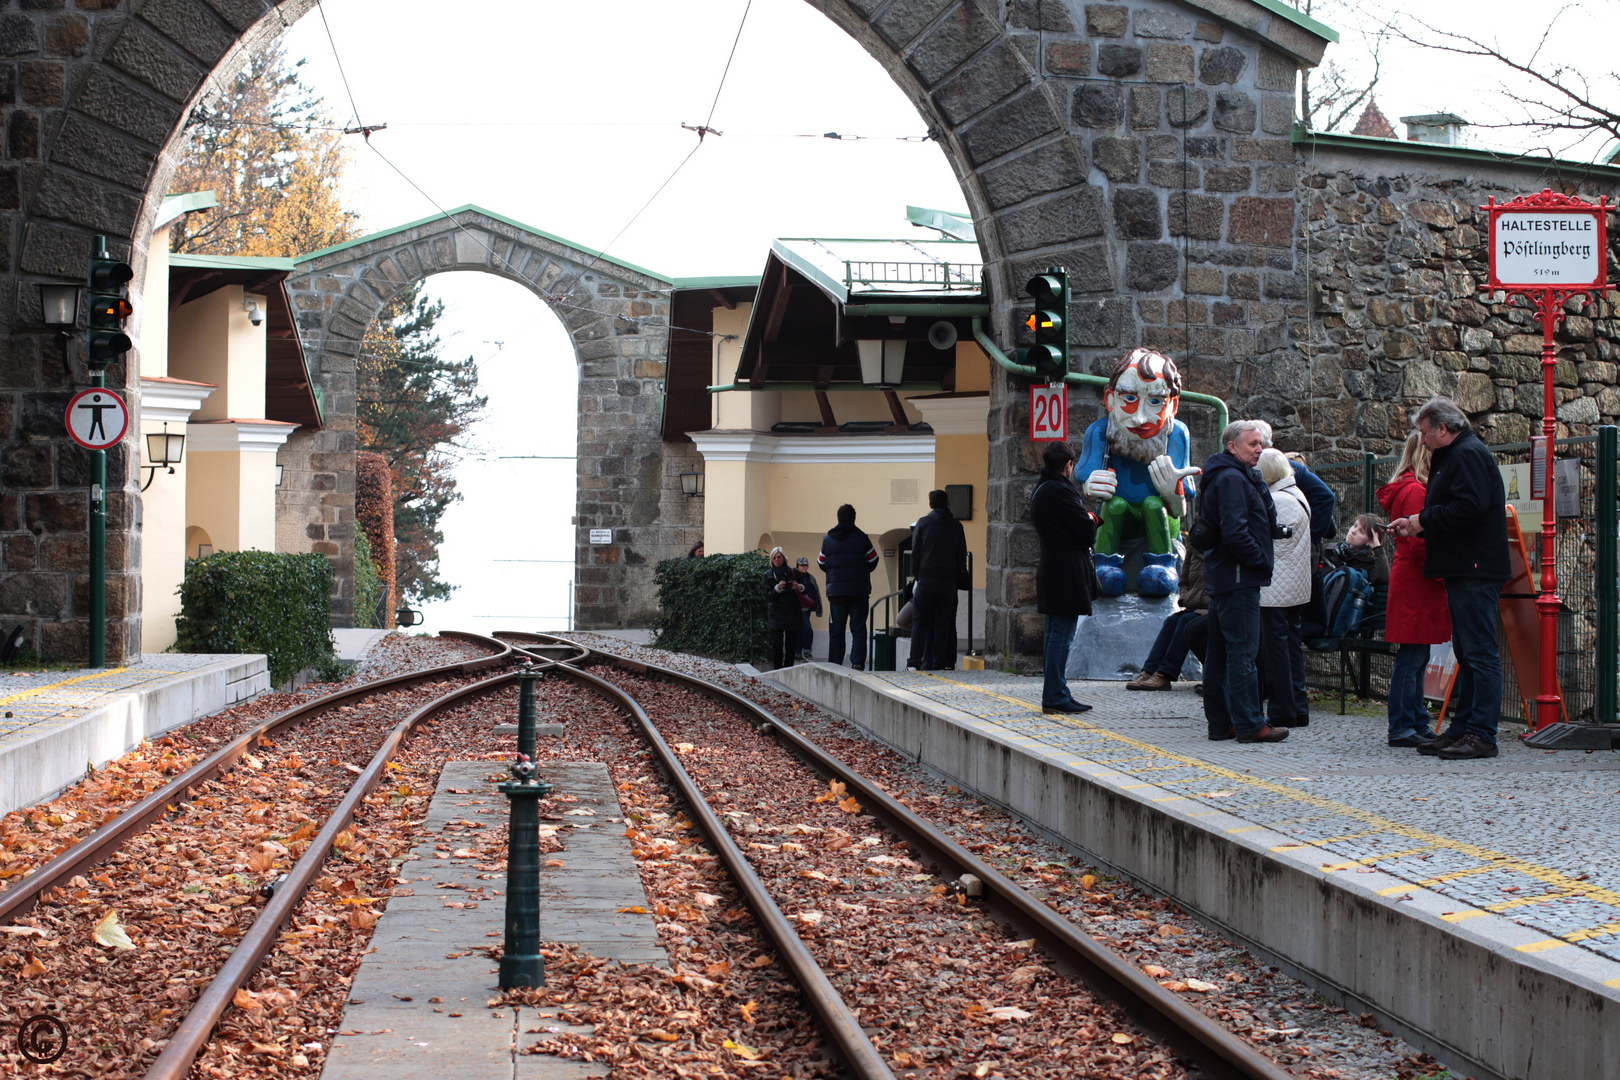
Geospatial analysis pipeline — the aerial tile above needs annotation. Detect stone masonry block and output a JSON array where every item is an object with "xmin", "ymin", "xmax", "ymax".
[
  {"xmin": 0, "ymin": 14, "xmax": 36, "ymax": 57},
  {"xmin": 1129, "ymin": 86, "xmax": 1159, "ymax": 129},
  {"xmin": 1010, "ymin": 240, "xmax": 1115, "ymax": 294},
  {"xmin": 1134, "ymin": 10, "xmax": 1191, "ymax": 38},
  {"xmin": 980, "ymin": 139, "xmax": 1084, "ymax": 208},
  {"xmin": 1044, "ymin": 41, "xmax": 1089, "ymax": 76},
  {"xmin": 961, "ymin": 90, "xmax": 1059, "ymax": 166},
  {"xmin": 1145, "ymin": 43, "xmax": 1193, "ymax": 83},
  {"xmin": 1069, "ymin": 297, "xmax": 1131, "ymax": 347},
  {"xmin": 28, "ymin": 167, "xmax": 141, "ymax": 235},
  {"xmin": 73, "ymin": 68, "xmax": 180, "ymax": 146},
  {"xmin": 908, "ymin": 2, "xmax": 1000, "ymax": 87},
  {"xmin": 1096, "ymin": 44, "xmax": 1142, "ymax": 78},
  {"xmin": 1256, "ymin": 46, "xmax": 1296, "ymax": 91},
  {"xmin": 1166, "ymin": 88, "xmax": 1209, "ymax": 128},
  {"xmin": 44, "ymin": 13, "xmax": 88, "ymax": 58},
  {"xmin": 1261, "ymin": 93, "xmax": 1294, "ymax": 135},
  {"xmin": 1213, "ymin": 91, "xmax": 1256, "ymax": 133},
  {"xmin": 873, "ymin": 0, "xmax": 954, "ymax": 51},
  {"xmin": 997, "ymin": 187, "xmax": 1106, "ymax": 250},
  {"xmin": 1203, "ymin": 164, "xmax": 1252, "ymax": 192},
  {"xmin": 1073, "ymin": 83, "xmax": 1124, "ymax": 128},
  {"xmin": 1169, "ymin": 193, "xmax": 1224, "ymax": 240},
  {"xmin": 1091, "ymin": 136, "xmax": 1140, "ymax": 183},
  {"xmin": 1009, "ymin": 0, "xmax": 1074, "ymax": 31},
  {"xmin": 1184, "ymin": 266, "xmax": 1223, "ymax": 295},
  {"xmin": 107, "ymin": 21, "xmax": 204, "ymax": 103},
  {"xmin": 1200, "ymin": 46, "xmax": 1246, "ymax": 84},
  {"xmin": 1146, "ymin": 161, "xmax": 1198, "ymax": 189},
  {"xmin": 932, "ymin": 41, "xmax": 1030, "ymax": 125},
  {"xmin": 1085, "ymin": 4, "xmax": 1127, "ymax": 36},
  {"xmin": 19, "ymin": 61, "xmax": 62, "ymax": 106},
  {"xmin": 1228, "ymin": 196, "xmax": 1293, "ymax": 247},
  {"xmin": 138, "ymin": 0, "xmax": 235, "ymax": 64},
  {"xmin": 1112, "ymin": 188, "xmax": 1162, "ymax": 240},
  {"xmin": 1126, "ymin": 244, "xmax": 1179, "ymax": 292}
]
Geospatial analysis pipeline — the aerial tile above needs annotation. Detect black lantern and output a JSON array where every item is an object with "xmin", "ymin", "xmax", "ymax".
[
  {"xmin": 857, "ymin": 339, "xmax": 907, "ymax": 388},
  {"xmin": 140, "ymin": 424, "xmax": 186, "ymax": 491},
  {"xmin": 680, "ymin": 472, "xmax": 705, "ymax": 498},
  {"xmin": 36, "ymin": 282, "xmax": 81, "ymax": 328}
]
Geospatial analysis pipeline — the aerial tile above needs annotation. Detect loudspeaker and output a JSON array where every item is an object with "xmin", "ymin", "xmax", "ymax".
[{"xmin": 927, "ymin": 320, "xmax": 958, "ymax": 350}]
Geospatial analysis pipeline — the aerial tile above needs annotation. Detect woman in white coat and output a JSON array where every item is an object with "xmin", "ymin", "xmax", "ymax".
[{"xmin": 1259, "ymin": 448, "xmax": 1313, "ymax": 727}]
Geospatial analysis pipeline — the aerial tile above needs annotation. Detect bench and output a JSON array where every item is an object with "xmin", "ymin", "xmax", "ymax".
[{"xmin": 1305, "ymin": 607, "xmax": 1392, "ymax": 715}]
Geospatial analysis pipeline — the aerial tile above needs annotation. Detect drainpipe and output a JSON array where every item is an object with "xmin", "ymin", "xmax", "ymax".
[{"xmin": 970, "ymin": 317, "xmax": 1228, "ymax": 432}]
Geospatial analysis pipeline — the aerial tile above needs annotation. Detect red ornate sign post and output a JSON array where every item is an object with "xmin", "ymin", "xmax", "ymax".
[{"xmin": 1482, "ymin": 190, "xmax": 1614, "ymax": 731}]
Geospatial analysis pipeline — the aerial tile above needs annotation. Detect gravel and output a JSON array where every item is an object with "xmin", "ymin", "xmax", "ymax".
[{"xmin": 565, "ymin": 634, "xmax": 1455, "ymax": 1080}]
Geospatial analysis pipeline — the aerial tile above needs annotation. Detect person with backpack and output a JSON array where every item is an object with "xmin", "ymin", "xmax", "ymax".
[
  {"xmin": 1318, "ymin": 514, "xmax": 1390, "ymax": 638},
  {"xmin": 818, "ymin": 505, "xmax": 880, "ymax": 670},
  {"xmin": 1391, "ymin": 397, "xmax": 1509, "ymax": 760},
  {"xmin": 1378, "ymin": 432, "xmax": 1449, "ymax": 747},
  {"xmin": 1195, "ymin": 420, "xmax": 1289, "ymax": 744},
  {"xmin": 1259, "ymin": 449, "xmax": 1312, "ymax": 727}
]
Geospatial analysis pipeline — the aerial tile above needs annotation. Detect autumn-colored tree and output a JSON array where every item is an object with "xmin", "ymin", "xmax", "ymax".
[
  {"xmin": 167, "ymin": 42, "xmax": 357, "ymax": 256},
  {"xmin": 358, "ymin": 285, "xmax": 487, "ymax": 604}
]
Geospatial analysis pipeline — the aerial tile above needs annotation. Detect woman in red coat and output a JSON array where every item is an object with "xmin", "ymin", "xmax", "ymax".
[{"xmin": 1376, "ymin": 432, "xmax": 1451, "ymax": 747}]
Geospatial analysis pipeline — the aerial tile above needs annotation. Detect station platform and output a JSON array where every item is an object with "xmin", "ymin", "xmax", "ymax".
[
  {"xmin": 768, "ymin": 663, "xmax": 1620, "ymax": 1080},
  {"xmin": 0, "ymin": 653, "xmax": 267, "ymax": 817},
  {"xmin": 323, "ymin": 760, "xmax": 663, "ymax": 1079}
]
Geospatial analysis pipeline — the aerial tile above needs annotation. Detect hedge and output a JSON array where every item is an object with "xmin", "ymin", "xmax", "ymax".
[
  {"xmin": 356, "ymin": 452, "xmax": 396, "ymax": 628},
  {"xmin": 353, "ymin": 530, "xmax": 384, "ymax": 630},
  {"xmin": 650, "ymin": 551, "xmax": 770, "ymax": 664},
  {"xmin": 175, "ymin": 551, "xmax": 338, "ymax": 685}
]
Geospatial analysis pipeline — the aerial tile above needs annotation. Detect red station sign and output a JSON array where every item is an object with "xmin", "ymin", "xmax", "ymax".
[{"xmin": 1482, "ymin": 190, "xmax": 1614, "ymax": 732}]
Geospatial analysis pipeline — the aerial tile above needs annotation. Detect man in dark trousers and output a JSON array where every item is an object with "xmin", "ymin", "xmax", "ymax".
[
  {"xmin": 1198, "ymin": 420, "xmax": 1289, "ymax": 744},
  {"xmin": 817, "ymin": 504, "xmax": 879, "ymax": 670},
  {"xmin": 908, "ymin": 490, "xmax": 968, "ymax": 670},
  {"xmin": 1391, "ymin": 396, "xmax": 1510, "ymax": 760},
  {"xmin": 1029, "ymin": 441, "xmax": 1099, "ymax": 715}
]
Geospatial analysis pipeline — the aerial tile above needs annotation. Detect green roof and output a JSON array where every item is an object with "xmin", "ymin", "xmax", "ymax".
[
  {"xmin": 295, "ymin": 204, "xmax": 673, "ymax": 283},
  {"xmin": 169, "ymin": 252, "xmax": 298, "ymax": 271},
  {"xmin": 1292, "ymin": 128, "xmax": 1620, "ymax": 179},
  {"xmin": 671, "ymin": 275, "xmax": 760, "ymax": 289},
  {"xmin": 157, "ymin": 190, "xmax": 218, "ymax": 231},
  {"xmin": 1246, "ymin": 0, "xmax": 1337, "ymax": 43}
]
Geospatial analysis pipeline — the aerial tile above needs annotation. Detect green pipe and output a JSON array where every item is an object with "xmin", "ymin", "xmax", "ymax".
[
  {"xmin": 843, "ymin": 303, "xmax": 990, "ymax": 317},
  {"xmin": 1597, "ymin": 425, "xmax": 1617, "ymax": 723},
  {"xmin": 970, "ymin": 317, "xmax": 1229, "ymax": 431},
  {"xmin": 706, "ymin": 382, "xmax": 945, "ymax": 394}
]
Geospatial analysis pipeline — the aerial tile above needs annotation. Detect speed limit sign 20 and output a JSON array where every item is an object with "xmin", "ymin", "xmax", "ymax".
[{"xmin": 1029, "ymin": 384, "xmax": 1066, "ymax": 441}]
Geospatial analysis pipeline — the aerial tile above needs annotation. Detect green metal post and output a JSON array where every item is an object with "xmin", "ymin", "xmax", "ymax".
[
  {"xmin": 87, "ymin": 235, "xmax": 107, "ymax": 669},
  {"xmin": 499, "ymin": 662, "xmax": 551, "ymax": 989},
  {"xmin": 1596, "ymin": 426, "xmax": 1617, "ymax": 724},
  {"xmin": 1363, "ymin": 452, "xmax": 1376, "ymax": 514}
]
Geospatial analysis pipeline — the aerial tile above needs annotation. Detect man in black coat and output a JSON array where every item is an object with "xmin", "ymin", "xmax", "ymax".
[
  {"xmin": 1198, "ymin": 420, "xmax": 1289, "ymax": 744},
  {"xmin": 908, "ymin": 490, "xmax": 968, "ymax": 670},
  {"xmin": 1029, "ymin": 440, "xmax": 1099, "ymax": 714},
  {"xmin": 1391, "ymin": 396, "xmax": 1510, "ymax": 760},
  {"xmin": 818, "ymin": 505, "xmax": 880, "ymax": 670}
]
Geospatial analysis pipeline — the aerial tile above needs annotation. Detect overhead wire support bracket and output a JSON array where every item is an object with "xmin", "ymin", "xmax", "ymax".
[
  {"xmin": 343, "ymin": 122, "xmax": 388, "ymax": 141},
  {"xmin": 681, "ymin": 122, "xmax": 723, "ymax": 141}
]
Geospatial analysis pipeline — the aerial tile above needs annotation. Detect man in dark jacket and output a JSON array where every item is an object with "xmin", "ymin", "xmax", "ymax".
[
  {"xmin": 908, "ymin": 490, "xmax": 969, "ymax": 670},
  {"xmin": 818, "ymin": 505, "xmax": 879, "ymax": 670},
  {"xmin": 1029, "ymin": 441, "xmax": 1099, "ymax": 715},
  {"xmin": 1391, "ymin": 397, "xmax": 1510, "ymax": 760},
  {"xmin": 1197, "ymin": 420, "xmax": 1289, "ymax": 743}
]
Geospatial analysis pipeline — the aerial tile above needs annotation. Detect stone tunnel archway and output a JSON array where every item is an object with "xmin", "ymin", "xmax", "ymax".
[
  {"xmin": 0, "ymin": 0, "xmax": 1333, "ymax": 663},
  {"xmin": 279, "ymin": 206, "xmax": 689, "ymax": 628}
]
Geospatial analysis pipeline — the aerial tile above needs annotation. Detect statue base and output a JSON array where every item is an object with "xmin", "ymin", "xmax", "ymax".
[{"xmin": 1066, "ymin": 593, "xmax": 1203, "ymax": 682}]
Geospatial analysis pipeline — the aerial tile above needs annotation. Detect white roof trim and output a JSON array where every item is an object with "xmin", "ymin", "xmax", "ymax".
[
  {"xmin": 187, "ymin": 420, "xmax": 297, "ymax": 454},
  {"xmin": 906, "ymin": 395, "xmax": 988, "ymax": 437},
  {"xmin": 139, "ymin": 378, "xmax": 215, "ymax": 424},
  {"xmin": 690, "ymin": 431, "xmax": 935, "ymax": 465}
]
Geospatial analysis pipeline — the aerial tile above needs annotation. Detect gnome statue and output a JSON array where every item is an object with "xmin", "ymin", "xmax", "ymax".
[{"xmin": 1075, "ymin": 348, "xmax": 1200, "ymax": 597}]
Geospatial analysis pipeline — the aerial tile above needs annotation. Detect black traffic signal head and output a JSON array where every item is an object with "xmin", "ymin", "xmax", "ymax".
[
  {"xmin": 1023, "ymin": 267, "xmax": 1069, "ymax": 380},
  {"xmin": 87, "ymin": 239, "xmax": 134, "ymax": 368}
]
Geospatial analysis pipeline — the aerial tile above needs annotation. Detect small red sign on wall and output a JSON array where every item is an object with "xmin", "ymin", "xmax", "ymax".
[{"xmin": 1029, "ymin": 384, "xmax": 1066, "ymax": 442}]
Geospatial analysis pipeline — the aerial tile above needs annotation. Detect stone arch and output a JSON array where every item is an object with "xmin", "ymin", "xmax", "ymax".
[
  {"xmin": 0, "ymin": 0, "xmax": 1332, "ymax": 663},
  {"xmin": 278, "ymin": 206, "xmax": 679, "ymax": 627}
]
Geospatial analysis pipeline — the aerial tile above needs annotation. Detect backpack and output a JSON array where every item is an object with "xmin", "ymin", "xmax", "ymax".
[{"xmin": 1321, "ymin": 564, "xmax": 1374, "ymax": 637}]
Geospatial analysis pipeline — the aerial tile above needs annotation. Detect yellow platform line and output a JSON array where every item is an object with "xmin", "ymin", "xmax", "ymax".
[
  {"xmin": 0, "ymin": 667, "xmax": 131, "ymax": 709},
  {"xmin": 921, "ymin": 673, "xmax": 1620, "ymax": 929}
]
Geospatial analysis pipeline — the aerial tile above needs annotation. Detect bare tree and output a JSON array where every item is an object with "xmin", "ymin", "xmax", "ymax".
[
  {"xmin": 1290, "ymin": 0, "xmax": 1394, "ymax": 132},
  {"xmin": 1396, "ymin": 9, "xmax": 1620, "ymax": 150}
]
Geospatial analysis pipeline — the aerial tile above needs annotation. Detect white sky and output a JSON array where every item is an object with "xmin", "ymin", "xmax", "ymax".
[{"xmin": 275, "ymin": 0, "xmax": 1616, "ymax": 631}]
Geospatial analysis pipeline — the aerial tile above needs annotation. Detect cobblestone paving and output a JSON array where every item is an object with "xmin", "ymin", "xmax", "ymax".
[
  {"xmin": 0, "ymin": 654, "xmax": 246, "ymax": 747},
  {"xmin": 877, "ymin": 670, "xmax": 1620, "ymax": 964}
]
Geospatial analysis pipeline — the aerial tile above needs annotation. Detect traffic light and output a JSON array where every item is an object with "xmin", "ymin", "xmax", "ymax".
[
  {"xmin": 1022, "ymin": 268, "xmax": 1068, "ymax": 380},
  {"xmin": 87, "ymin": 238, "xmax": 133, "ymax": 367}
]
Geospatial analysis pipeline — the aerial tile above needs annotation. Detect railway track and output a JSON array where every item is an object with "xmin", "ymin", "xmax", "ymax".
[
  {"xmin": 0, "ymin": 632, "xmax": 533, "ymax": 1075},
  {"xmin": 499, "ymin": 631, "xmax": 1292, "ymax": 1080}
]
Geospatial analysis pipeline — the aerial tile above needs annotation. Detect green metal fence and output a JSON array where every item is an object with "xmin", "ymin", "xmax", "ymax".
[{"xmin": 1310, "ymin": 427, "xmax": 1619, "ymax": 725}]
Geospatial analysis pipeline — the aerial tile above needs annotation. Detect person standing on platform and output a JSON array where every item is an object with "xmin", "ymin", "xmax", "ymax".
[
  {"xmin": 1378, "ymin": 431, "xmax": 1449, "ymax": 747},
  {"xmin": 794, "ymin": 557, "xmax": 822, "ymax": 662},
  {"xmin": 1029, "ymin": 441, "xmax": 1100, "ymax": 715},
  {"xmin": 1391, "ymin": 397, "xmax": 1509, "ymax": 760},
  {"xmin": 818, "ymin": 505, "xmax": 879, "ymax": 671},
  {"xmin": 762, "ymin": 547, "xmax": 804, "ymax": 670},
  {"xmin": 1198, "ymin": 420, "xmax": 1289, "ymax": 744},
  {"xmin": 1258, "ymin": 448, "xmax": 1312, "ymax": 728},
  {"xmin": 909, "ymin": 490, "xmax": 969, "ymax": 670}
]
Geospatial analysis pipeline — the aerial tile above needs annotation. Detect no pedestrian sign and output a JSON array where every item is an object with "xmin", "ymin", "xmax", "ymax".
[{"xmin": 64, "ymin": 388, "xmax": 128, "ymax": 450}]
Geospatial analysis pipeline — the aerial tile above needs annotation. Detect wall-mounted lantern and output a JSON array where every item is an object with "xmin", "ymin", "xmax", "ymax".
[
  {"xmin": 680, "ymin": 472, "xmax": 705, "ymax": 498},
  {"xmin": 275, "ymin": 464, "xmax": 285, "ymax": 487},
  {"xmin": 857, "ymin": 339, "xmax": 908, "ymax": 388},
  {"xmin": 37, "ymin": 282, "xmax": 81, "ymax": 328},
  {"xmin": 140, "ymin": 423, "xmax": 185, "ymax": 491}
]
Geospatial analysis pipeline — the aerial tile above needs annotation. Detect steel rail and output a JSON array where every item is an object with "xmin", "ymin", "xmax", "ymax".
[
  {"xmin": 0, "ymin": 633, "xmax": 514, "ymax": 928},
  {"xmin": 145, "ymin": 666, "xmax": 520, "ymax": 1080},
  {"xmin": 519, "ymin": 634, "xmax": 1291, "ymax": 1080},
  {"xmin": 520, "ymin": 653, "xmax": 896, "ymax": 1080}
]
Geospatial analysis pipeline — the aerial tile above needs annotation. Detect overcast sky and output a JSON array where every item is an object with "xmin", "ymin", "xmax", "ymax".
[{"xmin": 275, "ymin": 0, "xmax": 1616, "ymax": 632}]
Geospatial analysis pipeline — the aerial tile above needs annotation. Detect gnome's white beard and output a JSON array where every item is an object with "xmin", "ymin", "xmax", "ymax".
[{"xmin": 1106, "ymin": 420, "xmax": 1170, "ymax": 463}]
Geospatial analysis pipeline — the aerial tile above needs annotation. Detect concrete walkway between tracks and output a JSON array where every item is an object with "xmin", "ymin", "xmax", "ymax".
[
  {"xmin": 767, "ymin": 664, "xmax": 1620, "ymax": 1080},
  {"xmin": 0, "ymin": 653, "xmax": 266, "ymax": 816},
  {"xmin": 322, "ymin": 760, "xmax": 665, "ymax": 1080}
]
